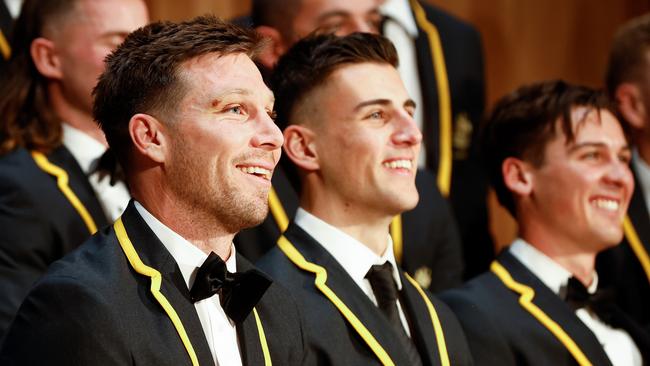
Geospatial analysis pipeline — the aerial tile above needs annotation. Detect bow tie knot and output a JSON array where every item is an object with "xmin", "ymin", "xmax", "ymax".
[
  {"xmin": 190, "ymin": 252, "xmax": 272, "ymax": 323},
  {"xmin": 562, "ymin": 276, "xmax": 615, "ymax": 323}
]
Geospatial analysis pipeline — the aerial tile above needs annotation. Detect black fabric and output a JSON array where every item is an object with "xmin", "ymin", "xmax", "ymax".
[
  {"xmin": 0, "ymin": 202, "xmax": 309, "ymax": 365},
  {"xmin": 366, "ymin": 262, "xmax": 423, "ymax": 366},
  {"xmin": 0, "ymin": 146, "xmax": 109, "ymax": 342},
  {"xmin": 406, "ymin": 1, "xmax": 493, "ymax": 279},
  {"xmin": 190, "ymin": 252, "xmax": 272, "ymax": 323},
  {"xmin": 237, "ymin": 167, "xmax": 464, "ymax": 292},
  {"xmin": 597, "ymin": 166, "xmax": 650, "ymax": 333},
  {"xmin": 441, "ymin": 250, "xmax": 650, "ymax": 365},
  {"xmin": 257, "ymin": 222, "xmax": 474, "ymax": 366}
]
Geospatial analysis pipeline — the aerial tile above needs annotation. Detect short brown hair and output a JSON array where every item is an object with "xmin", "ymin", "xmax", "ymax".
[
  {"xmin": 93, "ymin": 15, "xmax": 264, "ymax": 172},
  {"xmin": 605, "ymin": 14, "xmax": 650, "ymax": 98},
  {"xmin": 271, "ymin": 32, "xmax": 398, "ymax": 131},
  {"xmin": 0, "ymin": 0, "xmax": 80, "ymax": 154},
  {"xmin": 482, "ymin": 80, "xmax": 614, "ymax": 216}
]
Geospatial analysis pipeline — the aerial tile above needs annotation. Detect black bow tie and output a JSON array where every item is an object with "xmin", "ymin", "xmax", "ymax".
[
  {"xmin": 189, "ymin": 252, "xmax": 272, "ymax": 323},
  {"xmin": 562, "ymin": 276, "xmax": 615, "ymax": 322}
]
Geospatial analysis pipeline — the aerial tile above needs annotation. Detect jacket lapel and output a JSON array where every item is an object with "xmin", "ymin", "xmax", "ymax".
[
  {"xmin": 498, "ymin": 252, "xmax": 612, "ymax": 366},
  {"xmin": 283, "ymin": 223, "xmax": 411, "ymax": 365},
  {"xmin": 235, "ymin": 255, "xmax": 266, "ymax": 366},
  {"xmin": 399, "ymin": 273, "xmax": 441, "ymax": 366},
  {"xmin": 628, "ymin": 168, "xmax": 650, "ymax": 262},
  {"xmin": 47, "ymin": 146, "xmax": 109, "ymax": 228},
  {"xmin": 119, "ymin": 202, "xmax": 215, "ymax": 366}
]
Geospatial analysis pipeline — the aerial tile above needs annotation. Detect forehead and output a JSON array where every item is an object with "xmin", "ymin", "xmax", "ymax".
[
  {"xmin": 322, "ymin": 62, "xmax": 408, "ymax": 103},
  {"xmin": 179, "ymin": 52, "xmax": 273, "ymax": 103},
  {"xmin": 550, "ymin": 107, "xmax": 627, "ymax": 150}
]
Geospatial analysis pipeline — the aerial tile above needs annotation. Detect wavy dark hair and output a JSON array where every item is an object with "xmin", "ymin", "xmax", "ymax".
[
  {"xmin": 0, "ymin": 0, "xmax": 79, "ymax": 154},
  {"xmin": 481, "ymin": 80, "xmax": 615, "ymax": 216}
]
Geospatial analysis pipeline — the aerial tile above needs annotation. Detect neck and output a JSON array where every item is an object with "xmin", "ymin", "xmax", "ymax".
[
  {"xmin": 300, "ymin": 187, "xmax": 392, "ymax": 256},
  {"xmin": 132, "ymin": 175, "xmax": 235, "ymax": 260},
  {"xmin": 520, "ymin": 225, "xmax": 596, "ymax": 287},
  {"xmin": 49, "ymin": 84, "xmax": 107, "ymax": 147}
]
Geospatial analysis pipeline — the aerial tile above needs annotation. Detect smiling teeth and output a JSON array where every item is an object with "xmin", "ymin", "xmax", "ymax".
[
  {"xmin": 593, "ymin": 199, "xmax": 619, "ymax": 211},
  {"xmin": 383, "ymin": 160, "xmax": 412, "ymax": 169},
  {"xmin": 239, "ymin": 166, "xmax": 271, "ymax": 180}
]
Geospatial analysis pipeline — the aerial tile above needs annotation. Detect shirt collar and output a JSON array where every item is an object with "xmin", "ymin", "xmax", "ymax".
[
  {"xmin": 61, "ymin": 123, "xmax": 106, "ymax": 174},
  {"xmin": 294, "ymin": 207, "xmax": 402, "ymax": 290},
  {"xmin": 380, "ymin": 0, "xmax": 419, "ymax": 37},
  {"xmin": 509, "ymin": 238, "xmax": 598, "ymax": 295},
  {"xmin": 134, "ymin": 201, "xmax": 237, "ymax": 290}
]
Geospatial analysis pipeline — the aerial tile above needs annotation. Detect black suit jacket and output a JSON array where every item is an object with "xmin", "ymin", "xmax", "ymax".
[
  {"xmin": 0, "ymin": 146, "xmax": 108, "ymax": 340},
  {"xmin": 441, "ymin": 250, "xmax": 650, "ymax": 366},
  {"xmin": 405, "ymin": 1, "xmax": 493, "ymax": 279},
  {"xmin": 236, "ymin": 167, "xmax": 463, "ymax": 292},
  {"xmin": 0, "ymin": 201, "xmax": 308, "ymax": 365},
  {"xmin": 597, "ymin": 166, "xmax": 650, "ymax": 332},
  {"xmin": 257, "ymin": 223, "xmax": 473, "ymax": 366}
]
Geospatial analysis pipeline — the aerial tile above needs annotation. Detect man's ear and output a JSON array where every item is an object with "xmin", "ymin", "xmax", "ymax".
[
  {"xmin": 615, "ymin": 82, "xmax": 646, "ymax": 130},
  {"xmin": 129, "ymin": 113, "xmax": 168, "ymax": 163},
  {"xmin": 30, "ymin": 37, "xmax": 63, "ymax": 80},
  {"xmin": 502, "ymin": 157, "xmax": 533, "ymax": 196},
  {"xmin": 255, "ymin": 25, "xmax": 288, "ymax": 69},
  {"xmin": 283, "ymin": 125, "xmax": 319, "ymax": 171}
]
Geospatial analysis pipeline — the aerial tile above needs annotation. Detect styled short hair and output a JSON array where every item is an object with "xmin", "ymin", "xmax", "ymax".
[
  {"xmin": 0, "ymin": 0, "xmax": 80, "ymax": 154},
  {"xmin": 93, "ymin": 15, "xmax": 264, "ymax": 172},
  {"xmin": 482, "ymin": 80, "xmax": 614, "ymax": 216},
  {"xmin": 271, "ymin": 32, "xmax": 398, "ymax": 131},
  {"xmin": 605, "ymin": 13, "xmax": 650, "ymax": 98}
]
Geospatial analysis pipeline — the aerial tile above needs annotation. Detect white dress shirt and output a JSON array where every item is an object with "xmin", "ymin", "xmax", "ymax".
[
  {"xmin": 4, "ymin": 0, "xmax": 22, "ymax": 18},
  {"xmin": 509, "ymin": 239, "xmax": 642, "ymax": 366},
  {"xmin": 632, "ymin": 149, "xmax": 650, "ymax": 212},
  {"xmin": 381, "ymin": 0, "xmax": 426, "ymax": 168},
  {"xmin": 295, "ymin": 207, "xmax": 412, "ymax": 335},
  {"xmin": 62, "ymin": 123, "xmax": 130, "ymax": 222},
  {"xmin": 135, "ymin": 202, "xmax": 242, "ymax": 366}
]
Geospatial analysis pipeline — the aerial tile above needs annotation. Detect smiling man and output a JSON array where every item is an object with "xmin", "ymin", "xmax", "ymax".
[
  {"xmin": 441, "ymin": 80, "xmax": 650, "ymax": 365},
  {"xmin": 256, "ymin": 32, "xmax": 472, "ymax": 365},
  {"xmin": 0, "ymin": 16, "xmax": 308, "ymax": 365}
]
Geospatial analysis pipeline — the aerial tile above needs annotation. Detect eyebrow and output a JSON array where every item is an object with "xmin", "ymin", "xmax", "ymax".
[
  {"xmin": 209, "ymin": 88, "xmax": 275, "ymax": 107},
  {"xmin": 353, "ymin": 98, "xmax": 417, "ymax": 112},
  {"xmin": 568, "ymin": 142, "xmax": 631, "ymax": 153}
]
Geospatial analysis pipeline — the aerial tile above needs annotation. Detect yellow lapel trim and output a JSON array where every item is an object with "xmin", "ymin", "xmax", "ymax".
[
  {"xmin": 115, "ymin": 217, "xmax": 272, "ymax": 366},
  {"xmin": 490, "ymin": 261, "xmax": 592, "ymax": 366},
  {"xmin": 114, "ymin": 217, "xmax": 199, "ymax": 366},
  {"xmin": 390, "ymin": 215, "xmax": 403, "ymax": 263},
  {"xmin": 623, "ymin": 215, "xmax": 650, "ymax": 284},
  {"xmin": 270, "ymin": 189, "xmax": 405, "ymax": 264},
  {"xmin": 0, "ymin": 29, "xmax": 10, "ymax": 60},
  {"xmin": 410, "ymin": 0, "xmax": 453, "ymax": 197},
  {"xmin": 404, "ymin": 273, "xmax": 450, "ymax": 366},
  {"xmin": 268, "ymin": 187, "xmax": 289, "ymax": 232},
  {"xmin": 277, "ymin": 235, "xmax": 395, "ymax": 365},
  {"xmin": 31, "ymin": 151, "xmax": 97, "ymax": 234},
  {"xmin": 253, "ymin": 308, "xmax": 273, "ymax": 365}
]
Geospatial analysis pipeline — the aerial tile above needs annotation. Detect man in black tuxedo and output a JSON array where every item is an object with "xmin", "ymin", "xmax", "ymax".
[
  {"xmin": 238, "ymin": 0, "xmax": 467, "ymax": 292},
  {"xmin": 0, "ymin": 16, "xmax": 308, "ymax": 365},
  {"xmin": 441, "ymin": 80, "xmax": 650, "ymax": 365},
  {"xmin": 599, "ymin": 13, "xmax": 650, "ymax": 333},
  {"xmin": 257, "ymin": 32, "xmax": 472, "ymax": 365},
  {"xmin": 0, "ymin": 0, "xmax": 148, "ymax": 341}
]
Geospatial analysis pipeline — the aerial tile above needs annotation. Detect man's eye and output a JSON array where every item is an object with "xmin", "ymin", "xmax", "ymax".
[
  {"xmin": 268, "ymin": 110, "xmax": 278, "ymax": 121},
  {"xmin": 227, "ymin": 106, "xmax": 243, "ymax": 114},
  {"xmin": 368, "ymin": 111, "xmax": 384, "ymax": 119}
]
